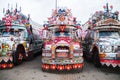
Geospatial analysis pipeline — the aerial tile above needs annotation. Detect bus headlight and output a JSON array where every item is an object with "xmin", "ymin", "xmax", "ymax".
[
  {"xmin": 73, "ymin": 45, "xmax": 80, "ymax": 49},
  {"xmin": 104, "ymin": 45, "xmax": 112, "ymax": 53},
  {"xmin": 45, "ymin": 45, "xmax": 51, "ymax": 50}
]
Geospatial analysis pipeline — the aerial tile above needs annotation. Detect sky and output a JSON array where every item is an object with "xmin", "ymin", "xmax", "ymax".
[{"xmin": 0, "ymin": 0, "xmax": 120, "ymax": 25}]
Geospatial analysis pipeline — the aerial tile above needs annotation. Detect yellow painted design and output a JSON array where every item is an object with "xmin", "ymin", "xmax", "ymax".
[
  {"xmin": 70, "ymin": 45, "xmax": 73, "ymax": 51},
  {"xmin": 25, "ymin": 48, "xmax": 29, "ymax": 51},
  {"xmin": 99, "ymin": 53, "xmax": 106, "ymax": 58},
  {"xmin": 22, "ymin": 42, "xmax": 27, "ymax": 48},
  {"xmin": 25, "ymin": 24, "xmax": 30, "ymax": 27},
  {"xmin": 5, "ymin": 46, "xmax": 9, "ymax": 48}
]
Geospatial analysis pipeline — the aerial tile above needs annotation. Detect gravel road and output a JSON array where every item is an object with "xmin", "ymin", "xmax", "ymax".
[{"xmin": 0, "ymin": 55, "xmax": 120, "ymax": 80}]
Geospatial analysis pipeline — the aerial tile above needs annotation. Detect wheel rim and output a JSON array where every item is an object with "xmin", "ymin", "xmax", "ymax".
[{"xmin": 18, "ymin": 53, "xmax": 23, "ymax": 62}]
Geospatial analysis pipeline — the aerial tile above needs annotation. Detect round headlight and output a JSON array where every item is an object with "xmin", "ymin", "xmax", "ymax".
[
  {"xmin": 45, "ymin": 45, "xmax": 51, "ymax": 50},
  {"xmin": 104, "ymin": 45, "xmax": 112, "ymax": 52},
  {"xmin": 74, "ymin": 45, "xmax": 80, "ymax": 49}
]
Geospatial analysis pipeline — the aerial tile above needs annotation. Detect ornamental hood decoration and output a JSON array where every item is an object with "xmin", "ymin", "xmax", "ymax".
[
  {"xmin": 86, "ymin": 3, "xmax": 120, "ymax": 28},
  {"xmin": 0, "ymin": 4, "xmax": 30, "ymax": 27},
  {"xmin": 47, "ymin": 8, "xmax": 77, "ymax": 26}
]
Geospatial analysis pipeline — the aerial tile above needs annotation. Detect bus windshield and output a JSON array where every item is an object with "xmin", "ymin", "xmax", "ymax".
[
  {"xmin": 54, "ymin": 31, "xmax": 70, "ymax": 37},
  {"xmin": 99, "ymin": 31, "xmax": 120, "ymax": 38},
  {"xmin": 0, "ymin": 27, "xmax": 26, "ymax": 37}
]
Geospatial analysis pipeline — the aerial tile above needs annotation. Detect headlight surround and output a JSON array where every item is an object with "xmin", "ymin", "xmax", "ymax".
[
  {"xmin": 99, "ymin": 42, "xmax": 112, "ymax": 53},
  {"xmin": 100, "ymin": 45, "xmax": 112, "ymax": 53},
  {"xmin": 45, "ymin": 45, "xmax": 51, "ymax": 50},
  {"xmin": 104, "ymin": 45, "xmax": 112, "ymax": 52},
  {"xmin": 73, "ymin": 45, "xmax": 80, "ymax": 49}
]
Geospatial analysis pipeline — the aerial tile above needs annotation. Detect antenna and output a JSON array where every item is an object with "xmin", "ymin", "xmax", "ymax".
[
  {"xmin": 3, "ymin": 8, "xmax": 5, "ymax": 13},
  {"xmin": 7, "ymin": 3, "xmax": 10, "ymax": 14},
  {"xmin": 20, "ymin": 6, "xmax": 21, "ymax": 12},
  {"xmin": 15, "ymin": 3, "xmax": 18, "ymax": 13},
  {"xmin": 106, "ymin": 3, "xmax": 109, "ymax": 12},
  {"xmin": 8, "ymin": 3, "xmax": 10, "ymax": 9},
  {"xmin": 28, "ymin": 14, "xmax": 30, "ymax": 21},
  {"xmin": 16, "ymin": 3, "xmax": 17, "ymax": 9},
  {"xmin": 55, "ymin": 0, "xmax": 57, "ymax": 10},
  {"xmin": 11, "ymin": 4, "xmax": 13, "ymax": 12}
]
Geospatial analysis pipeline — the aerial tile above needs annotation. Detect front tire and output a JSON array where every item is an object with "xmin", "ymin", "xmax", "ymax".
[{"xmin": 13, "ymin": 44, "xmax": 25, "ymax": 65}]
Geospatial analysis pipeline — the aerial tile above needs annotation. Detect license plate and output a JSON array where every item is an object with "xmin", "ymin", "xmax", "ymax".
[
  {"xmin": 57, "ymin": 53, "xmax": 68, "ymax": 57},
  {"xmin": 45, "ymin": 53, "xmax": 51, "ymax": 56}
]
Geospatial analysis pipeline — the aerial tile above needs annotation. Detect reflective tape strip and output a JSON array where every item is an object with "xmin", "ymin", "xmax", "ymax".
[
  {"xmin": 106, "ymin": 62, "xmax": 111, "ymax": 67},
  {"xmin": 10, "ymin": 57, "xmax": 13, "ymax": 61},
  {"xmin": 56, "ymin": 49, "xmax": 69, "ymax": 52},
  {"xmin": 4, "ymin": 57, "xmax": 9, "ymax": 62},
  {"xmin": 112, "ymin": 63, "xmax": 117, "ymax": 68}
]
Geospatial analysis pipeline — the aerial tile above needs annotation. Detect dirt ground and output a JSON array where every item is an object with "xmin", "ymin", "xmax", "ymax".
[{"xmin": 0, "ymin": 55, "xmax": 120, "ymax": 80}]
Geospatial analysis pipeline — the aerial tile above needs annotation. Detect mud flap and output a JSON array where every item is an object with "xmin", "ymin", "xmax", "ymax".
[{"xmin": 93, "ymin": 53, "xmax": 101, "ymax": 67}]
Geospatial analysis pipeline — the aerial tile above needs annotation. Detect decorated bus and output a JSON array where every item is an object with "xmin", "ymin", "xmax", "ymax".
[
  {"xmin": 83, "ymin": 3, "xmax": 120, "ymax": 68},
  {"xmin": 41, "ymin": 8, "xmax": 84, "ymax": 71},
  {"xmin": 0, "ymin": 6, "xmax": 43, "ymax": 69}
]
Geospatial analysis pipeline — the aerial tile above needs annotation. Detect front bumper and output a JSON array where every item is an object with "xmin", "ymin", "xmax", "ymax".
[
  {"xmin": 99, "ymin": 52, "xmax": 120, "ymax": 67},
  {"xmin": 42, "ymin": 57, "xmax": 84, "ymax": 70},
  {"xmin": 42, "ymin": 57, "xmax": 84, "ymax": 65},
  {"xmin": 100, "ymin": 59, "xmax": 120, "ymax": 67}
]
